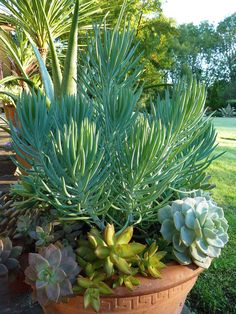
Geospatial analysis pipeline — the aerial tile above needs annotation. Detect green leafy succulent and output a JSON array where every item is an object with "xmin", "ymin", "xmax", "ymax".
[
  {"xmin": 76, "ymin": 273, "xmax": 113, "ymax": 313},
  {"xmin": 138, "ymin": 242, "xmax": 166, "ymax": 278},
  {"xmin": 0, "ymin": 237, "xmax": 22, "ymax": 276},
  {"xmin": 87, "ymin": 224, "xmax": 146, "ymax": 276},
  {"xmin": 29, "ymin": 224, "xmax": 54, "ymax": 247},
  {"xmin": 158, "ymin": 197, "xmax": 229, "ymax": 269},
  {"xmin": 75, "ymin": 224, "xmax": 166, "ymax": 312},
  {"xmin": 25, "ymin": 244, "xmax": 80, "ymax": 306},
  {"xmin": 112, "ymin": 274, "xmax": 140, "ymax": 291},
  {"xmin": 16, "ymin": 215, "xmax": 32, "ymax": 236}
]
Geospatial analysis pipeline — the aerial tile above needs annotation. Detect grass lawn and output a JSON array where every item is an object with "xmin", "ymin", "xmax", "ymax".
[{"xmin": 188, "ymin": 117, "xmax": 236, "ymax": 313}]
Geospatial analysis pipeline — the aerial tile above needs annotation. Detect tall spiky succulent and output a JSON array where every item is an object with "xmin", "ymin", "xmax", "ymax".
[
  {"xmin": 10, "ymin": 19, "xmax": 220, "ymax": 230},
  {"xmin": 10, "ymin": 0, "xmax": 219, "ymax": 234},
  {"xmin": 158, "ymin": 197, "xmax": 229, "ymax": 269},
  {"xmin": 0, "ymin": 237, "xmax": 22, "ymax": 276},
  {"xmin": 25, "ymin": 244, "xmax": 80, "ymax": 305}
]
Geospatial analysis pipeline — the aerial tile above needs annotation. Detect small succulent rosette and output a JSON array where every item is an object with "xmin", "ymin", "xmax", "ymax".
[
  {"xmin": 25, "ymin": 244, "xmax": 80, "ymax": 305},
  {"xmin": 158, "ymin": 197, "xmax": 229, "ymax": 269}
]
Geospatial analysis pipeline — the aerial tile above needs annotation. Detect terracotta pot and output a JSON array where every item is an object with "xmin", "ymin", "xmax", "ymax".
[
  {"xmin": 9, "ymin": 270, "xmax": 31, "ymax": 295},
  {"xmin": 42, "ymin": 264, "xmax": 203, "ymax": 314},
  {"xmin": 9, "ymin": 253, "xmax": 31, "ymax": 295},
  {"xmin": 3, "ymin": 104, "xmax": 17, "ymax": 127}
]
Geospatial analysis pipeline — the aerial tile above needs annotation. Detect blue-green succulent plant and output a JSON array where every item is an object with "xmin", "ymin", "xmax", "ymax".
[{"xmin": 158, "ymin": 197, "xmax": 229, "ymax": 269}]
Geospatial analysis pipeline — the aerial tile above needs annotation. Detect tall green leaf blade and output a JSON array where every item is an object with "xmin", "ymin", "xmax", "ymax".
[
  {"xmin": 29, "ymin": 40, "xmax": 54, "ymax": 102},
  {"xmin": 37, "ymin": 0, "xmax": 62, "ymax": 98},
  {"xmin": 61, "ymin": 0, "xmax": 79, "ymax": 95}
]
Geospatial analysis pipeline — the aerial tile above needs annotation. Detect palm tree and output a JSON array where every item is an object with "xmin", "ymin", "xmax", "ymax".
[
  {"xmin": 0, "ymin": 27, "xmax": 38, "ymax": 86},
  {"xmin": 0, "ymin": 0, "xmax": 101, "ymax": 61}
]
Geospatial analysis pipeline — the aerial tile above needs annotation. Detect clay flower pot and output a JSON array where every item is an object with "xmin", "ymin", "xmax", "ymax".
[
  {"xmin": 9, "ymin": 253, "xmax": 31, "ymax": 295},
  {"xmin": 9, "ymin": 269, "xmax": 32, "ymax": 295},
  {"xmin": 42, "ymin": 264, "xmax": 203, "ymax": 314}
]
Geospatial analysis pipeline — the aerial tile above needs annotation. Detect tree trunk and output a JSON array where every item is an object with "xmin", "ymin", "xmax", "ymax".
[{"xmin": 38, "ymin": 47, "xmax": 48, "ymax": 63}]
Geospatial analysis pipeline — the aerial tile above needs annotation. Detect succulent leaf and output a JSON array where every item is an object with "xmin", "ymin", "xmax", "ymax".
[
  {"xmin": 76, "ymin": 246, "xmax": 97, "ymax": 262},
  {"xmin": 173, "ymin": 233, "xmax": 186, "ymax": 253},
  {"xmin": 116, "ymin": 226, "xmax": 133, "ymax": 245},
  {"xmin": 77, "ymin": 277, "xmax": 93, "ymax": 289},
  {"xmin": 36, "ymin": 280, "xmax": 48, "ymax": 290},
  {"xmin": 84, "ymin": 288, "xmax": 100, "ymax": 313},
  {"xmin": 185, "ymin": 209, "xmax": 195, "ymax": 229},
  {"xmin": 104, "ymin": 224, "xmax": 115, "ymax": 246},
  {"xmin": 4, "ymin": 258, "xmax": 19, "ymax": 270},
  {"xmin": 60, "ymin": 279, "xmax": 73, "ymax": 295},
  {"xmin": 147, "ymin": 265, "xmax": 161, "ymax": 278},
  {"xmin": 173, "ymin": 211, "xmax": 185, "ymax": 231},
  {"xmin": 160, "ymin": 219, "xmax": 175, "ymax": 242},
  {"xmin": 158, "ymin": 205, "xmax": 172, "ymax": 223},
  {"xmin": 46, "ymin": 283, "xmax": 60, "ymax": 302},
  {"xmin": 173, "ymin": 250, "xmax": 192, "ymax": 265},
  {"xmin": 104, "ymin": 257, "xmax": 114, "ymax": 277},
  {"xmin": 115, "ymin": 243, "xmax": 146, "ymax": 258},
  {"xmin": 180, "ymin": 227, "xmax": 195, "ymax": 246},
  {"xmin": 45, "ymin": 245, "xmax": 62, "ymax": 268},
  {"xmin": 0, "ymin": 263, "xmax": 8, "ymax": 276},
  {"xmin": 95, "ymin": 246, "xmax": 110, "ymax": 259},
  {"xmin": 98, "ymin": 282, "xmax": 113, "ymax": 295},
  {"xmin": 110, "ymin": 253, "xmax": 131, "ymax": 275}
]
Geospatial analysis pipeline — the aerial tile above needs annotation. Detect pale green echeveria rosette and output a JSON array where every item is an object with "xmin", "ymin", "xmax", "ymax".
[{"xmin": 158, "ymin": 197, "xmax": 229, "ymax": 269}]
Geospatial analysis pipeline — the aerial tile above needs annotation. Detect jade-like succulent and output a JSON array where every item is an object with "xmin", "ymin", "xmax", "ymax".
[
  {"xmin": 0, "ymin": 237, "xmax": 22, "ymax": 276},
  {"xmin": 25, "ymin": 244, "xmax": 80, "ymax": 305},
  {"xmin": 158, "ymin": 197, "xmax": 229, "ymax": 269},
  {"xmin": 83, "ymin": 224, "xmax": 146, "ymax": 276},
  {"xmin": 138, "ymin": 242, "xmax": 166, "ymax": 278},
  {"xmin": 75, "ymin": 224, "xmax": 166, "ymax": 312},
  {"xmin": 112, "ymin": 273, "xmax": 140, "ymax": 291},
  {"xmin": 76, "ymin": 273, "xmax": 113, "ymax": 312}
]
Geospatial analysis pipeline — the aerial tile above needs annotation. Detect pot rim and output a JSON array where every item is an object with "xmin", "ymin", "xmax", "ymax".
[
  {"xmin": 94, "ymin": 263, "xmax": 203, "ymax": 298},
  {"xmin": 32, "ymin": 263, "xmax": 203, "ymax": 302}
]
